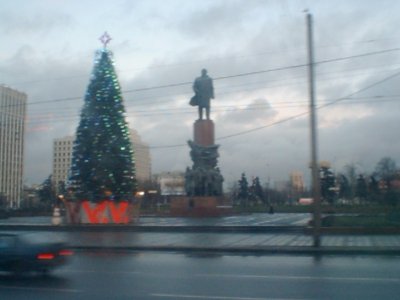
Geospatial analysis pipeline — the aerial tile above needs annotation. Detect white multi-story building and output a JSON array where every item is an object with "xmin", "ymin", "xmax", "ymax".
[
  {"xmin": 52, "ymin": 136, "xmax": 74, "ymax": 194},
  {"xmin": 130, "ymin": 128, "xmax": 151, "ymax": 183},
  {"xmin": 0, "ymin": 85, "xmax": 27, "ymax": 208},
  {"xmin": 52, "ymin": 129, "xmax": 151, "ymax": 193}
]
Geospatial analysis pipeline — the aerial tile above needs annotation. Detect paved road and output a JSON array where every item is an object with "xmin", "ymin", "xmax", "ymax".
[
  {"xmin": 0, "ymin": 213, "xmax": 311, "ymax": 226},
  {"xmin": 141, "ymin": 214, "xmax": 311, "ymax": 226},
  {"xmin": 1, "ymin": 251, "xmax": 400, "ymax": 299},
  {"xmin": 60, "ymin": 231, "xmax": 400, "ymax": 250},
  {"xmin": 2, "ymin": 231, "xmax": 400, "ymax": 254}
]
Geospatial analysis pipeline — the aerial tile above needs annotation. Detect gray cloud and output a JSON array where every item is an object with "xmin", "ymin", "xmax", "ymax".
[
  {"xmin": 178, "ymin": 2, "xmax": 249, "ymax": 38},
  {"xmin": 2, "ymin": 0, "xmax": 400, "ymax": 189},
  {"xmin": 0, "ymin": 11, "xmax": 72, "ymax": 35},
  {"xmin": 216, "ymin": 98, "xmax": 278, "ymax": 136}
]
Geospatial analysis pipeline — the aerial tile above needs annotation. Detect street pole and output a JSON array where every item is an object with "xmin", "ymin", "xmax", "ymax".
[{"xmin": 306, "ymin": 12, "xmax": 321, "ymax": 247}]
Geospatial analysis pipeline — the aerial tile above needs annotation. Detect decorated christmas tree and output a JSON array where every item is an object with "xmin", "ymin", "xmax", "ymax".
[{"xmin": 69, "ymin": 33, "xmax": 136, "ymax": 202}]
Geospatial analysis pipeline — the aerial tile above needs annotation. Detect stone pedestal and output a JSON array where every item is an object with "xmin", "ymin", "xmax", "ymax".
[
  {"xmin": 170, "ymin": 196, "xmax": 232, "ymax": 217},
  {"xmin": 194, "ymin": 119, "xmax": 214, "ymax": 146},
  {"xmin": 179, "ymin": 118, "xmax": 228, "ymax": 217}
]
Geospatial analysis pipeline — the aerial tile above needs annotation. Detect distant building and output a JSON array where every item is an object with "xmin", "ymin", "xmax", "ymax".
[
  {"xmin": 22, "ymin": 184, "xmax": 41, "ymax": 209},
  {"xmin": 157, "ymin": 171, "xmax": 185, "ymax": 196},
  {"xmin": 274, "ymin": 180, "xmax": 289, "ymax": 192},
  {"xmin": 319, "ymin": 161, "xmax": 331, "ymax": 169},
  {"xmin": 52, "ymin": 129, "xmax": 151, "ymax": 193},
  {"xmin": 0, "ymin": 85, "xmax": 27, "ymax": 208},
  {"xmin": 130, "ymin": 129, "xmax": 151, "ymax": 183},
  {"xmin": 290, "ymin": 171, "xmax": 304, "ymax": 194},
  {"xmin": 52, "ymin": 136, "xmax": 74, "ymax": 194}
]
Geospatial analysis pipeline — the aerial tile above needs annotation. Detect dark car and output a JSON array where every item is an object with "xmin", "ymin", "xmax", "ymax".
[{"xmin": 0, "ymin": 232, "xmax": 73, "ymax": 275}]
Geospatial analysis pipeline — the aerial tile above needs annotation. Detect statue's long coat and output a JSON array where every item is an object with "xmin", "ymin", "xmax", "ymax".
[{"xmin": 191, "ymin": 75, "xmax": 214, "ymax": 108}]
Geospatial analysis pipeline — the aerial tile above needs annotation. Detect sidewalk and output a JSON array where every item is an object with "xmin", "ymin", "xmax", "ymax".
[
  {"xmin": 51, "ymin": 231, "xmax": 400, "ymax": 255},
  {"xmin": 2, "ymin": 214, "xmax": 400, "ymax": 255}
]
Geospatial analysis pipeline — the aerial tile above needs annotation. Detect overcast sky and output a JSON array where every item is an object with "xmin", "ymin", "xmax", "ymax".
[{"xmin": 2, "ymin": 0, "xmax": 400, "ymax": 188}]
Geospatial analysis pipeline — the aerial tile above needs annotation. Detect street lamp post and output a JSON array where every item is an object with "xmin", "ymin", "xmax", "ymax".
[{"xmin": 306, "ymin": 12, "xmax": 322, "ymax": 247}]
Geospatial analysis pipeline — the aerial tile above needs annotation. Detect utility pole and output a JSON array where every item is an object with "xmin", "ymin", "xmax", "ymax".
[{"xmin": 306, "ymin": 12, "xmax": 321, "ymax": 247}]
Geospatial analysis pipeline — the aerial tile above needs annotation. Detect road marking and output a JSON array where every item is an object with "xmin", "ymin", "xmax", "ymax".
[
  {"xmin": 62, "ymin": 269, "xmax": 98, "ymax": 273},
  {"xmin": 64, "ymin": 268, "xmax": 400, "ymax": 283},
  {"xmin": 60, "ymin": 270, "xmax": 400, "ymax": 283},
  {"xmin": 151, "ymin": 293, "xmax": 307, "ymax": 300},
  {"xmin": 196, "ymin": 273, "xmax": 400, "ymax": 283},
  {"xmin": 292, "ymin": 217, "xmax": 311, "ymax": 225},
  {"xmin": 0, "ymin": 285, "xmax": 81, "ymax": 293},
  {"xmin": 62, "ymin": 269, "xmax": 142, "ymax": 275}
]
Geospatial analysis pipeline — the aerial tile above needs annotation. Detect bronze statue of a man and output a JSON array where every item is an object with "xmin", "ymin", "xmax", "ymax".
[{"xmin": 190, "ymin": 69, "xmax": 214, "ymax": 120}]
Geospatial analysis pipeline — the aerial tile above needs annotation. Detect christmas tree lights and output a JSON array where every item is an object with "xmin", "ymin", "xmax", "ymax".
[{"xmin": 68, "ymin": 46, "xmax": 136, "ymax": 202}]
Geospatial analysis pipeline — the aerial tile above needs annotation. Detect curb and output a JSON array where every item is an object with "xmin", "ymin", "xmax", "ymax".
[
  {"xmin": 0, "ymin": 225, "xmax": 305, "ymax": 233},
  {"xmin": 2, "ymin": 224, "xmax": 400, "ymax": 234},
  {"xmin": 70, "ymin": 245, "xmax": 400, "ymax": 256}
]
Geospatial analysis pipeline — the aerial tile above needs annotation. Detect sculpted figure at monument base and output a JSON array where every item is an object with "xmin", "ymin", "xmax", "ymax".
[{"xmin": 185, "ymin": 140, "xmax": 223, "ymax": 197}]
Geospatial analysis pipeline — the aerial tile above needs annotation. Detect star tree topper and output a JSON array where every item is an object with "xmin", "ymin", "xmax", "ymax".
[{"xmin": 99, "ymin": 32, "xmax": 112, "ymax": 48}]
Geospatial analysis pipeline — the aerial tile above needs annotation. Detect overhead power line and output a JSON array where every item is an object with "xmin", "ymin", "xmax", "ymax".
[
  {"xmin": 25, "ymin": 63, "xmax": 400, "ymax": 120},
  {"xmin": 25, "ymin": 63, "xmax": 400, "ymax": 119},
  {"xmin": 25, "ymin": 96, "xmax": 400, "ymax": 125},
  {"xmin": 2, "ymin": 47, "xmax": 400, "ymax": 110},
  {"xmin": 8, "ymin": 36, "xmax": 400, "ymax": 86},
  {"xmin": 147, "ymin": 68, "xmax": 400, "ymax": 149},
  {"xmin": 120, "ymin": 47, "xmax": 400, "ymax": 94},
  {"xmin": 25, "ymin": 71, "xmax": 400, "ymax": 149}
]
